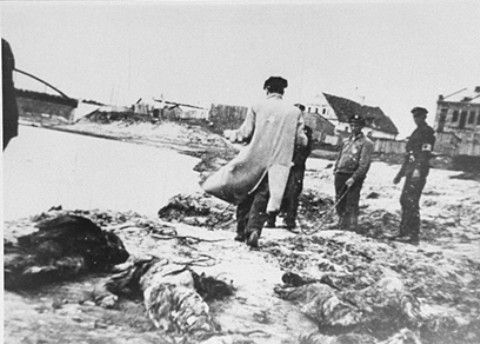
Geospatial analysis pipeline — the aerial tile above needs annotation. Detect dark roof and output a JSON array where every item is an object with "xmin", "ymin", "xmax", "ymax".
[
  {"xmin": 323, "ymin": 93, "xmax": 399, "ymax": 135},
  {"xmin": 153, "ymin": 98, "xmax": 206, "ymax": 110},
  {"xmin": 83, "ymin": 99, "xmax": 105, "ymax": 106}
]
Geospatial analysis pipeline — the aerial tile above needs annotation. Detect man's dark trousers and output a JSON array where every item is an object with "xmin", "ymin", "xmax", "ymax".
[
  {"xmin": 334, "ymin": 172, "xmax": 364, "ymax": 231},
  {"xmin": 399, "ymin": 176, "xmax": 426, "ymax": 241},
  {"xmin": 236, "ymin": 175, "xmax": 269, "ymax": 240},
  {"xmin": 282, "ymin": 166, "xmax": 305, "ymax": 227},
  {"xmin": 265, "ymin": 166, "xmax": 305, "ymax": 228}
]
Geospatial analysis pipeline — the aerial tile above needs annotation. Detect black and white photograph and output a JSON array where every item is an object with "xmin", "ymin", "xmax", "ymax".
[{"xmin": 1, "ymin": 1, "xmax": 480, "ymax": 343}]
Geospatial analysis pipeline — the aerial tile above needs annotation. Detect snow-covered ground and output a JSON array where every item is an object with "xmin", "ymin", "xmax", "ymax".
[
  {"xmin": 305, "ymin": 156, "xmax": 480, "ymax": 261},
  {"xmin": 3, "ymin": 126, "xmax": 202, "ymax": 220}
]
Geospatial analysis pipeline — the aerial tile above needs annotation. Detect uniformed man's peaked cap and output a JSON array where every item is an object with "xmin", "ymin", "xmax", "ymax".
[
  {"xmin": 349, "ymin": 114, "xmax": 366, "ymax": 126},
  {"xmin": 411, "ymin": 107, "xmax": 428, "ymax": 115},
  {"xmin": 294, "ymin": 103, "xmax": 305, "ymax": 111},
  {"xmin": 263, "ymin": 76, "xmax": 288, "ymax": 90}
]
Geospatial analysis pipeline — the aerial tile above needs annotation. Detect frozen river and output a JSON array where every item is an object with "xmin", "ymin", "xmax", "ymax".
[{"xmin": 3, "ymin": 126, "xmax": 202, "ymax": 220}]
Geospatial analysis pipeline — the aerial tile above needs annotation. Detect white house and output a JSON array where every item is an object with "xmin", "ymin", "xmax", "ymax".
[{"xmin": 304, "ymin": 93, "xmax": 399, "ymax": 140}]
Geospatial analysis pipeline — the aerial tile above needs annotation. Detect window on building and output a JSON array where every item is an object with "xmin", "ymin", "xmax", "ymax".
[
  {"xmin": 468, "ymin": 110, "xmax": 476, "ymax": 124},
  {"xmin": 439, "ymin": 108, "xmax": 447, "ymax": 119},
  {"xmin": 459, "ymin": 111, "xmax": 468, "ymax": 129},
  {"xmin": 452, "ymin": 110, "xmax": 459, "ymax": 122},
  {"xmin": 315, "ymin": 107, "xmax": 318, "ymax": 114},
  {"xmin": 477, "ymin": 111, "xmax": 480, "ymax": 125},
  {"xmin": 437, "ymin": 108, "xmax": 448, "ymax": 133},
  {"xmin": 308, "ymin": 107, "xmax": 311, "ymax": 113},
  {"xmin": 322, "ymin": 108, "xmax": 326, "ymax": 115}
]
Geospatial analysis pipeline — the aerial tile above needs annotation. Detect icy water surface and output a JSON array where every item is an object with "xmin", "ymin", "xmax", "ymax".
[{"xmin": 3, "ymin": 126, "xmax": 201, "ymax": 220}]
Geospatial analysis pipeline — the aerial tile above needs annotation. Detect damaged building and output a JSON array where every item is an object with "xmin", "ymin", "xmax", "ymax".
[
  {"xmin": 134, "ymin": 97, "xmax": 209, "ymax": 120},
  {"xmin": 434, "ymin": 86, "xmax": 480, "ymax": 156},
  {"xmin": 305, "ymin": 93, "xmax": 399, "ymax": 142}
]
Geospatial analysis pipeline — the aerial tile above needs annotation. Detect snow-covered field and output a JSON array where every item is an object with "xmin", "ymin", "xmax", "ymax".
[{"xmin": 3, "ymin": 126, "xmax": 202, "ymax": 220}]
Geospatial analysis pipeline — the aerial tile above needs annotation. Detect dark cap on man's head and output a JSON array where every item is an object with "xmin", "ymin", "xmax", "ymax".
[
  {"xmin": 411, "ymin": 107, "xmax": 428, "ymax": 116},
  {"xmin": 263, "ymin": 76, "xmax": 288, "ymax": 90},
  {"xmin": 294, "ymin": 103, "xmax": 305, "ymax": 111},
  {"xmin": 349, "ymin": 114, "xmax": 366, "ymax": 126}
]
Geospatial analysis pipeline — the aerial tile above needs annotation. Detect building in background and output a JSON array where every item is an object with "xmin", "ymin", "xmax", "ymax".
[
  {"xmin": 208, "ymin": 103, "xmax": 336, "ymax": 142},
  {"xmin": 435, "ymin": 86, "xmax": 480, "ymax": 156},
  {"xmin": 208, "ymin": 93, "xmax": 398, "ymax": 148},
  {"xmin": 208, "ymin": 104, "xmax": 249, "ymax": 134},
  {"xmin": 303, "ymin": 110, "xmax": 335, "ymax": 142},
  {"xmin": 134, "ymin": 97, "xmax": 208, "ymax": 120},
  {"xmin": 305, "ymin": 93, "xmax": 399, "ymax": 140}
]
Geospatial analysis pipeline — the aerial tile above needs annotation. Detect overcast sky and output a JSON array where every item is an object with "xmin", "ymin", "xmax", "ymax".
[{"xmin": 1, "ymin": 0, "xmax": 479, "ymax": 137}]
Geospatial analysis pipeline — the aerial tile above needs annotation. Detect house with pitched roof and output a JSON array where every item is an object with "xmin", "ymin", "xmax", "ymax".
[{"xmin": 305, "ymin": 93, "xmax": 399, "ymax": 140}]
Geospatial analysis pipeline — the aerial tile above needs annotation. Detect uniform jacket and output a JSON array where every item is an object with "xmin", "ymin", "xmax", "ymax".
[
  {"xmin": 334, "ymin": 132, "xmax": 374, "ymax": 181},
  {"xmin": 201, "ymin": 93, "xmax": 307, "ymax": 212},
  {"xmin": 292, "ymin": 126, "xmax": 313, "ymax": 169},
  {"xmin": 398, "ymin": 123, "xmax": 435, "ymax": 179}
]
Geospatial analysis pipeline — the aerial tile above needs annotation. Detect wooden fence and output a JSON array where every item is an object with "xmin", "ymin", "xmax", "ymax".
[
  {"xmin": 434, "ymin": 132, "xmax": 461, "ymax": 156},
  {"xmin": 372, "ymin": 138, "xmax": 406, "ymax": 154},
  {"xmin": 208, "ymin": 104, "xmax": 249, "ymax": 134}
]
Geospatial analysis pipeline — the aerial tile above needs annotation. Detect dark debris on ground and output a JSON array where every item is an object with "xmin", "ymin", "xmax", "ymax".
[
  {"xmin": 158, "ymin": 192, "xmax": 235, "ymax": 229},
  {"xmin": 262, "ymin": 229, "xmax": 480, "ymax": 344}
]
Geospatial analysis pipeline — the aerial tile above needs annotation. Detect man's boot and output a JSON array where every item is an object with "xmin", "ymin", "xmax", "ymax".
[
  {"xmin": 395, "ymin": 226, "xmax": 413, "ymax": 243},
  {"xmin": 394, "ymin": 211, "xmax": 409, "ymax": 238},
  {"xmin": 395, "ymin": 235, "xmax": 412, "ymax": 243},
  {"xmin": 234, "ymin": 232, "xmax": 246, "ymax": 242},
  {"xmin": 247, "ymin": 230, "xmax": 259, "ymax": 248},
  {"xmin": 408, "ymin": 237, "xmax": 419, "ymax": 246},
  {"xmin": 408, "ymin": 226, "xmax": 420, "ymax": 245},
  {"xmin": 265, "ymin": 213, "xmax": 277, "ymax": 228},
  {"xmin": 339, "ymin": 215, "xmax": 350, "ymax": 231},
  {"xmin": 350, "ymin": 215, "xmax": 359, "ymax": 233},
  {"xmin": 394, "ymin": 222, "xmax": 412, "ymax": 242},
  {"xmin": 283, "ymin": 217, "xmax": 296, "ymax": 230}
]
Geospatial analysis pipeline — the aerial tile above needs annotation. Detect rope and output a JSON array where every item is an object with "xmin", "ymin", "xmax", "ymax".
[
  {"xmin": 151, "ymin": 233, "xmax": 225, "ymax": 243},
  {"xmin": 303, "ymin": 186, "xmax": 351, "ymax": 235},
  {"xmin": 171, "ymin": 253, "xmax": 218, "ymax": 267}
]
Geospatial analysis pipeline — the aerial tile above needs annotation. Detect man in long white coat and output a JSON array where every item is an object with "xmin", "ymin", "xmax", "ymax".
[{"xmin": 201, "ymin": 76, "xmax": 307, "ymax": 247}]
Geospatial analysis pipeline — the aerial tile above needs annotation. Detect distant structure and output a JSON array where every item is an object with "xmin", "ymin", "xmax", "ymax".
[
  {"xmin": 435, "ymin": 86, "xmax": 480, "ymax": 156},
  {"xmin": 16, "ymin": 89, "xmax": 78, "ymax": 123},
  {"xmin": 303, "ymin": 108, "xmax": 335, "ymax": 143},
  {"xmin": 208, "ymin": 104, "xmax": 249, "ymax": 134},
  {"xmin": 207, "ymin": 103, "xmax": 336, "ymax": 141},
  {"xmin": 305, "ymin": 93, "xmax": 399, "ymax": 141},
  {"xmin": 134, "ymin": 97, "xmax": 208, "ymax": 120},
  {"xmin": 208, "ymin": 93, "xmax": 399, "ymax": 148}
]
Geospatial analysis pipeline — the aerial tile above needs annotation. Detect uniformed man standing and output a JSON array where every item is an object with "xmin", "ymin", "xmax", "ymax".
[
  {"xmin": 333, "ymin": 114, "xmax": 374, "ymax": 232},
  {"xmin": 393, "ymin": 107, "xmax": 435, "ymax": 245}
]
